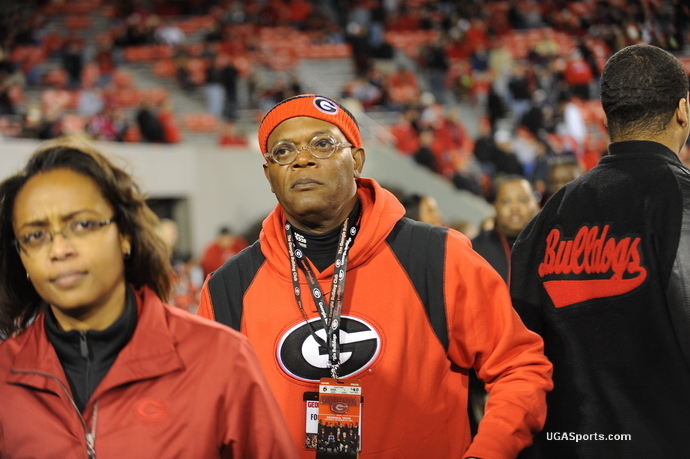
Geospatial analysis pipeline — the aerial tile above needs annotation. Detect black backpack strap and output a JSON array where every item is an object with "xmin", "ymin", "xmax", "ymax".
[
  {"xmin": 207, "ymin": 242, "xmax": 265, "ymax": 331},
  {"xmin": 386, "ymin": 218, "xmax": 449, "ymax": 351}
]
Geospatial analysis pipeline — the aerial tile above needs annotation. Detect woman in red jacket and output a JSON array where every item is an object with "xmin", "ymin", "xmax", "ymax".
[{"xmin": 0, "ymin": 138, "xmax": 297, "ymax": 458}]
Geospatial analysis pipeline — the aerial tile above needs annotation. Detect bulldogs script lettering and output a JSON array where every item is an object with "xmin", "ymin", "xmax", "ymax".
[{"xmin": 538, "ymin": 225, "xmax": 647, "ymax": 308}]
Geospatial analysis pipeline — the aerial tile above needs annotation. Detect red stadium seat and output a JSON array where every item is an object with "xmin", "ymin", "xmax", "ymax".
[
  {"xmin": 123, "ymin": 125, "xmax": 142, "ymax": 143},
  {"xmin": 186, "ymin": 58, "xmax": 208, "ymax": 85},
  {"xmin": 140, "ymin": 87, "xmax": 169, "ymax": 105},
  {"xmin": 65, "ymin": 15, "xmax": 93, "ymax": 30},
  {"xmin": 42, "ymin": 68, "xmax": 68, "ymax": 88},
  {"xmin": 112, "ymin": 88, "xmax": 142, "ymax": 107},
  {"xmin": 81, "ymin": 63, "xmax": 100, "ymax": 87},
  {"xmin": 152, "ymin": 59, "xmax": 177, "ymax": 78},
  {"xmin": 112, "ymin": 69, "xmax": 134, "ymax": 88},
  {"xmin": 181, "ymin": 112, "xmax": 220, "ymax": 133}
]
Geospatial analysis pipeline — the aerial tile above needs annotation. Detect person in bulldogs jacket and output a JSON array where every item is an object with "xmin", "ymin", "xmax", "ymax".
[
  {"xmin": 510, "ymin": 43, "xmax": 690, "ymax": 458},
  {"xmin": 198, "ymin": 93, "xmax": 553, "ymax": 459}
]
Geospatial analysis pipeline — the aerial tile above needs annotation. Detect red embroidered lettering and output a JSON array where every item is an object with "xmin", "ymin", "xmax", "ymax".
[
  {"xmin": 570, "ymin": 227, "xmax": 587, "ymax": 274},
  {"xmin": 586, "ymin": 225, "xmax": 605, "ymax": 274},
  {"xmin": 538, "ymin": 229, "xmax": 560, "ymax": 277},
  {"xmin": 538, "ymin": 225, "xmax": 647, "ymax": 307}
]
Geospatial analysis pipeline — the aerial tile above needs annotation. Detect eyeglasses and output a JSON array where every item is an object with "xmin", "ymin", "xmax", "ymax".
[
  {"xmin": 264, "ymin": 135, "xmax": 352, "ymax": 165},
  {"xmin": 15, "ymin": 218, "xmax": 116, "ymax": 254}
]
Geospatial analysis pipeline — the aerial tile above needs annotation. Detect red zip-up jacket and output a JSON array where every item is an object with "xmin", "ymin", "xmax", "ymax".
[
  {"xmin": 199, "ymin": 178, "xmax": 553, "ymax": 458},
  {"xmin": 0, "ymin": 286, "xmax": 298, "ymax": 458}
]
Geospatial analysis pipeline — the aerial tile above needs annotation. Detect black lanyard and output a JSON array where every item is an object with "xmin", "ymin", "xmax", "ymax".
[{"xmin": 286, "ymin": 215, "xmax": 360, "ymax": 378}]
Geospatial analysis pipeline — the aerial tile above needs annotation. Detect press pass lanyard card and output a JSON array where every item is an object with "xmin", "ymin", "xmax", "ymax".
[
  {"xmin": 290, "ymin": 210, "xmax": 362, "ymax": 456},
  {"xmin": 314, "ymin": 378, "xmax": 362, "ymax": 458},
  {"xmin": 286, "ymin": 216, "xmax": 359, "ymax": 379},
  {"xmin": 304, "ymin": 392, "xmax": 320, "ymax": 450}
]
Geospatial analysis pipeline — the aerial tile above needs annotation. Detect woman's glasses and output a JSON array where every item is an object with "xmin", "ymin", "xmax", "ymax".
[{"xmin": 15, "ymin": 218, "xmax": 116, "ymax": 254}]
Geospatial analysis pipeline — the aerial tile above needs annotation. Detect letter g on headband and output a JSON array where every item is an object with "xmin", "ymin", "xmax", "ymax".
[{"xmin": 257, "ymin": 94, "xmax": 362, "ymax": 155}]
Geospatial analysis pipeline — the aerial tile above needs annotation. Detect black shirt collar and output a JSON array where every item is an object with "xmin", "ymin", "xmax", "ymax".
[
  {"xmin": 291, "ymin": 200, "xmax": 361, "ymax": 272},
  {"xmin": 45, "ymin": 286, "xmax": 138, "ymax": 412},
  {"xmin": 605, "ymin": 140, "xmax": 683, "ymax": 165}
]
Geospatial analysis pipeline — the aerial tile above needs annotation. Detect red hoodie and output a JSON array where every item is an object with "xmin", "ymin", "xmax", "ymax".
[{"xmin": 199, "ymin": 178, "xmax": 553, "ymax": 458}]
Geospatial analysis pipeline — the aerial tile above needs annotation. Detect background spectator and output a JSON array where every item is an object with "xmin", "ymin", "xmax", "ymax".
[{"xmin": 200, "ymin": 226, "xmax": 249, "ymax": 278}]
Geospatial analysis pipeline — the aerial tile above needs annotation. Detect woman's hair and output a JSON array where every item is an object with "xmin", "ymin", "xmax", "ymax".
[{"xmin": 0, "ymin": 137, "xmax": 174, "ymax": 337}]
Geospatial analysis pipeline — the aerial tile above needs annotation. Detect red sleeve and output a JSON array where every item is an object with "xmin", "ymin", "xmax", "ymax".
[
  {"xmin": 444, "ymin": 230, "xmax": 553, "ymax": 459},
  {"xmin": 199, "ymin": 245, "xmax": 219, "ymax": 278},
  {"xmin": 196, "ymin": 279, "xmax": 216, "ymax": 321},
  {"xmin": 221, "ymin": 335, "xmax": 299, "ymax": 458}
]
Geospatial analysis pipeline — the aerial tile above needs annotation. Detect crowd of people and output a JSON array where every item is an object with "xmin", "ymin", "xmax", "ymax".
[
  {"xmin": 1, "ymin": 0, "xmax": 688, "ymax": 185},
  {"xmin": 1, "ymin": 33, "xmax": 690, "ymax": 458},
  {"xmin": 2, "ymin": 0, "xmax": 686, "ymax": 309}
]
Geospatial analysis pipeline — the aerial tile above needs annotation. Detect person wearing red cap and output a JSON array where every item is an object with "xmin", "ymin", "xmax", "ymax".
[{"xmin": 197, "ymin": 94, "xmax": 553, "ymax": 459}]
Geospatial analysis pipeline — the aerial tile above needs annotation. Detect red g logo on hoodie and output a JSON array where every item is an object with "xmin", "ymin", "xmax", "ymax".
[{"xmin": 538, "ymin": 224, "xmax": 647, "ymax": 308}]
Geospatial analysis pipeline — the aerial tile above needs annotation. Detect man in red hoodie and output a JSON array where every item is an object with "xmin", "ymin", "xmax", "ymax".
[{"xmin": 198, "ymin": 94, "xmax": 553, "ymax": 458}]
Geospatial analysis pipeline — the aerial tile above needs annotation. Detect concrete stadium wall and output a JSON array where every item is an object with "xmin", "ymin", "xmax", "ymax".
[{"xmin": 0, "ymin": 137, "xmax": 493, "ymax": 258}]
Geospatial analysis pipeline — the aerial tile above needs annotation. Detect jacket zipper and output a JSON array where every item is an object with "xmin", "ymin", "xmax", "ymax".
[
  {"xmin": 86, "ymin": 401, "xmax": 98, "ymax": 459},
  {"xmin": 79, "ymin": 331, "xmax": 91, "ymax": 411},
  {"xmin": 11, "ymin": 369, "xmax": 98, "ymax": 458},
  {"xmin": 80, "ymin": 331, "xmax": 96, "ymax": 458}
]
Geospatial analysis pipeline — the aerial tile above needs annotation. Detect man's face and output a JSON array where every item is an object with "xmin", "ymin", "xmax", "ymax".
[
  {"xmin": 549, "ymin": 164, "xmax": 580, "ymax": 195},
  {"xmin": 494, "ymin": 179, "xmax": 539, "ymax": 238},
  {"xmin": 419, "ymin": 196, "xmax": 443, "ymax": 226},
  {"xmin": 263, "ymin": 116, "xmax": 365, "ymax": 232}
]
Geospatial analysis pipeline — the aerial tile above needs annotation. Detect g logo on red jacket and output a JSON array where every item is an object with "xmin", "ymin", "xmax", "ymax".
[{"xmin": 277, "ymin": 316, "xmax": 381, "ymax": 382}]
